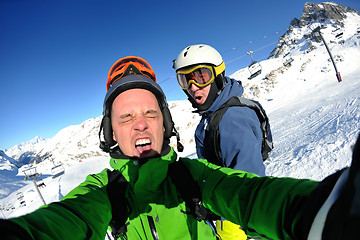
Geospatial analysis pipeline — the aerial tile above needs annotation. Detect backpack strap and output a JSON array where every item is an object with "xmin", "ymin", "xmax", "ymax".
[
  {"xmin": 249, "ymin": 98, "xmax": 274, "ymax": 161},
  {"xmin": 168, "ymin": 160, "xmax": 220, "ymax": 222},
  {"xmin": 168, "ymin": 160, "xmax": 209, "ymax": 221},
  {"xmin": 107, "ymin": 162, "xmax": 221, "ymax": 238},
  {"xmin": 204, "ymin": 96, "xmax": 273, "ymax": 166},
  {"xmin": 107, "ymin": 169, "xmax": 129, "ymax": 239},
  {"xmin": 236, "ymin": 97, "xmax": 273, "ymax": 160}
]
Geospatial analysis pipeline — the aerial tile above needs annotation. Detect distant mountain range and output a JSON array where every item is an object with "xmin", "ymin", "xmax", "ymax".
[{"xmin": 1, "ymin": 117, "xmax": 108, "ymax": 170}]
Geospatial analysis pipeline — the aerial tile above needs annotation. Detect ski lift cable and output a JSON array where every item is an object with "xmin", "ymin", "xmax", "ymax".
[
  {"xmin": 158, "ymin": 75, "xmax": 175, "ymax": 85},
  {"xmin": 160, "ymin": 84, "xmax": 180, "ymax": 96},
  {"xmin": 158, "ymin": 30, "xmax": 286, "ymax": 87},
  {"xmin": 221, "ymin": 28, "xmax": 288, "ymax": 55},
  {"xmin": 227, "ymin": 52, "xmax": 271, "ymax": 76},
  {"xmin": 159, "ymin": 40, "xmax": 278, "ymax": 87},
  {"xmin": 225, "ymin": 41, "xmax": 278, "ymax": 65},
  {"xmin": 251, "ymin": 41, "xmax": 279, "ymax": 54},
  {"xmin": 225, "ymin": 53, "xmax": 248, "ymax": 64}
]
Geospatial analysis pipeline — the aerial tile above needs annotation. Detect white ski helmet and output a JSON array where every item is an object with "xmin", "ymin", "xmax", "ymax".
[{"xmin": 173, "ymin": 44, "xmax": 225, "ymax": 72}]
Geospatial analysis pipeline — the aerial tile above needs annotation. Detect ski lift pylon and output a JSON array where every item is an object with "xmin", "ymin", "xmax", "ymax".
[
  {"xmin": 310, "ymin": 26, "xmax": 342, "ymax": 82},
  {"xmin": 23, "ymin": 167, "xmax": 41, "ymax": 181},
  {"xmin": 312, "ymin": 31, "xmax": 322, "ymax": 43}
]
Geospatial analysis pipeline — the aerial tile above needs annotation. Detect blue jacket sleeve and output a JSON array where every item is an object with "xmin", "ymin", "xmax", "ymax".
[{"xmin": 218, "ymin": 106, "xmax": 265, "ymax": 176}]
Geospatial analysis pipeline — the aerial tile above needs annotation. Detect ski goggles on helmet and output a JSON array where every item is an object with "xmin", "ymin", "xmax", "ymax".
[
  {"xmin": 176, "ymin": 62, "xmax": 225, "ymax": 90},
  {"xmin": 106, "ymin": 56, "xmax": 157, "ymax": 91}
]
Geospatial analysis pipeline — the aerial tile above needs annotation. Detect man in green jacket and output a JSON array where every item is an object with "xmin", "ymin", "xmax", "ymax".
[{"xmin": 0, "ymin": 57, "xmax": 359, "ymax": 240}]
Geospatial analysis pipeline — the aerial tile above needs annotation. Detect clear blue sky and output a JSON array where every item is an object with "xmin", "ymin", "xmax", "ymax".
[{"xmin": 1, "ymin": 0, "xmax": 359, "ymax": 150}]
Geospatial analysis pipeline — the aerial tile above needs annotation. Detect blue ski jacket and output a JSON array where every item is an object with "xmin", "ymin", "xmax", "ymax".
[{"xmin": 195, "ymin": 77, "xmax": 266, "ymax": 176}]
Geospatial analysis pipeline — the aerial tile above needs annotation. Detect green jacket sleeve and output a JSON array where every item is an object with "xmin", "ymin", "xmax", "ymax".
[
  {"xmin": 7, "ymin": 168, "xmax": 112, "ymax": 240},
  {"xmin": 180, "ymin": 157, "xmax": 319, "ymax": 240}
]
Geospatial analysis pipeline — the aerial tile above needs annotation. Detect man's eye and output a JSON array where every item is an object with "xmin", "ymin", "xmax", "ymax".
[
  {"xmin": 120, "ymin": 119, "xmax": 131, "ymax": 124},
  {"xmin": 146, "ymin": 114, "xmax": 157, "ymax": 119},
  {"xmin": 145, "ymin": 110, "xmax": 159, "ymax": 119},
  {"xmin": 120, "ymin": 115, "xmax": 132, "ymax": 123}
]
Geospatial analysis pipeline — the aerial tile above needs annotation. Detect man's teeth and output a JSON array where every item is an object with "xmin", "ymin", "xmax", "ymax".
[{"xmin": 136, "ymin": 139, "xmax": 151, "ymax": 146}]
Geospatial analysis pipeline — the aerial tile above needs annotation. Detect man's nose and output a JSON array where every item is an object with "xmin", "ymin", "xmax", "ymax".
[
  {"xmin": 134, "ymin": 115, "xmax": 148, "ymax": 131},
  {"xmin": 188, "ymin": 81, "xmax": 200, "ymax": 91}
]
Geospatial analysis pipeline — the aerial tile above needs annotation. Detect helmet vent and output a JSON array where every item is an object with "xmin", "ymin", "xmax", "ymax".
[{"xmin": 183, "ymin": 46, "xmax": 191, "ymax": 57}]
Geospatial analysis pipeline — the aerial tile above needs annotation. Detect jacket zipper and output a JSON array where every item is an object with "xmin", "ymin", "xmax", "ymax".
[{"xmin": 147, "ymin": 216, "xmax": 160, "ymax": 240}]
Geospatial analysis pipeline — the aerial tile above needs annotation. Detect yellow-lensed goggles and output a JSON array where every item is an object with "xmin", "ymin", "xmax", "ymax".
[{"xmin": 176, "ymin": 62, "xmax": 225, "ymax": 90}]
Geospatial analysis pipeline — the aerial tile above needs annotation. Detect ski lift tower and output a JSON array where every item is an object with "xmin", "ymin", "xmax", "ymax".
[
  {"xmin": 311, "ymin": 26, "xmax": 342, "ymax": 82},
  {"xmin": 23, "ymin": 167, "xmax": 46, "ymax": 205}
]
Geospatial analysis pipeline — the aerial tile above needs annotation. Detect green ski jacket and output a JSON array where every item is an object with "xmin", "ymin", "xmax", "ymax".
[{"xmin": 6, "ymin": 147, "xmax": 318, "ymax": 239}]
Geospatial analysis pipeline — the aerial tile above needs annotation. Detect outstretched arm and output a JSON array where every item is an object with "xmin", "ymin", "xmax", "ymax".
[
  {"xmin": 181, "ymin": 158, "xmax": 318, "ymax": 239},
  {"xmin": 1, "ymin": 169, "xmax": 112, "ymax": 240}
]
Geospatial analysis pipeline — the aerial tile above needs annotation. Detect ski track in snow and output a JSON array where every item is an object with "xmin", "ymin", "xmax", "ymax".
[{"xmin": 265, "ymin": 71, "xmax": 360, "ymax": 180}]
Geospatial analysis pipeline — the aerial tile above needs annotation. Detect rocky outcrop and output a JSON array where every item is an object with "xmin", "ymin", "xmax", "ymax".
[{"xmin": 269, "ymin": 2, "xmax": 360, "ymax": 59}]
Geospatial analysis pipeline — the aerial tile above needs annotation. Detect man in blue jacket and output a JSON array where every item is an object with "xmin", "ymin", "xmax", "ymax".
[
  {"xmin": 173, "ymin": 44, "xmax": 267, "ymax": 239},
  {"xmin": 173, "ymin": 44, "xmax": 266, "ymax": 175}
]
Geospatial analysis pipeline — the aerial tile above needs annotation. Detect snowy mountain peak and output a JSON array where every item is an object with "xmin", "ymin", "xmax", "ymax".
[
  {"xmin": 300, "ymin": 2, "xmax": 359, "ymax": 27},
  {"xmin": 269, "ymin": 2, "xmax": 360, "ymax": 59},
  {"xmin": 4, "ymin": 137, "xmax": 47, "ymax": 165},
  {"xmin": 5, "ymin": 136, "xmax": 46, "ymax": 153}
]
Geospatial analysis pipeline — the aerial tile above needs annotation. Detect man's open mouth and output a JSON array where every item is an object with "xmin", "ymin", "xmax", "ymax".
[{"xmin": 135, "ymin": 138, "xmax": 152, "ymax": 154}]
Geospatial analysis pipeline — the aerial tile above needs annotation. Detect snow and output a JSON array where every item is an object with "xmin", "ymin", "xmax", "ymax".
[{"xmin": 1, "ymin": 6, "xmax": 360, "ymax": 231}]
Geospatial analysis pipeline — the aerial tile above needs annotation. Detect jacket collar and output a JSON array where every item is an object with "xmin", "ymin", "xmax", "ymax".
[
  {"xmin": 109, "ymin": 147, "xmax": 178, "ymax": 181},
  {"xmin": 201, "ymin": 77, "xmax": 244, "ymax": 116}
]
